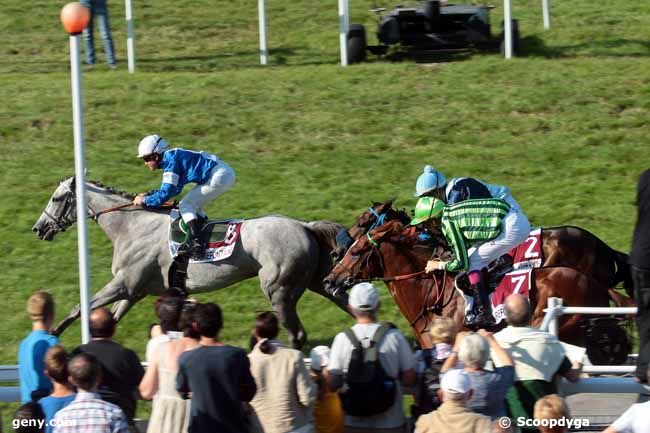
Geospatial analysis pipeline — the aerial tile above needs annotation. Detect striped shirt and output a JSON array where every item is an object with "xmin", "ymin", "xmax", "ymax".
[
  {"xmin": 442, "ymin": 198, "xmax": 511, "ymax": 272},
  {"xmin": 52, "ymin": 391, "xmax": 129, "ymax": 433}
]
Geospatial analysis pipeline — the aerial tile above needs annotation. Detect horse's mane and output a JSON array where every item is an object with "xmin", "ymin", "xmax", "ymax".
[{"xmin": 87, "ymin": 180, "xmax": 136, "ymax": 200}]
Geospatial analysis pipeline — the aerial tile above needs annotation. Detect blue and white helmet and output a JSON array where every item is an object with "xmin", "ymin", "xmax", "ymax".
[
  {"xmin": 137, "ymin": 134, "xmax": 168, "ymax": 158},
  {"xmin": 414, "ymin": 165, "xmax": 447, "ymax": 197}
]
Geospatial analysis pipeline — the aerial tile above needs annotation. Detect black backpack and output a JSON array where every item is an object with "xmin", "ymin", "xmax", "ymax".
[{"xmin": 339, "ymin": 323, "xmax": 397, "ymax": 416}]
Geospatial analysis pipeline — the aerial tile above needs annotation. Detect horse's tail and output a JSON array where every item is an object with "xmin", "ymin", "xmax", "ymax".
[
  {"xmin": 302, "ymin": 221, "xmax": 346, "ymax": 252},
  {"xmin": 301, "ymin": 220, "xmax": 346, "ymax": 283},
  {"xmin": 612, "ymin": 249, "xmax": 634, "ymax": 299}
]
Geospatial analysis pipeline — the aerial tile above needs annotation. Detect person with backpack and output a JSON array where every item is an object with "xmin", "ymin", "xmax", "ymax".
[{"xmin": 327, "ymin": 282, "xmax": 417, "ymax": 433}]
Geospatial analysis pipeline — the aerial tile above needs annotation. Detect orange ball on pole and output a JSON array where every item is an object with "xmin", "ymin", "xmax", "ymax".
[{"xmin": 60, "ymin": 2, "xmax": 90, "ymax": 35}]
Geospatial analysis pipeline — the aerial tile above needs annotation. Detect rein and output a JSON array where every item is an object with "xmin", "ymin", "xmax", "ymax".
[
  {"xmin": 45, "ymin": 182, "xmax": 177, "ymax": 230},
  {"xmin": 345, "ymin": 230, "xmax": 457, "ymax": 335}
]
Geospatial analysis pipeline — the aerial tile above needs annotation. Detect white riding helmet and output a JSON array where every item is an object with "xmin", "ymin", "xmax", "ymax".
[
  {"xmin": 137, "ymin": 134, "xmax": 168, "ymax": 158},
  {"xmin": 414, "ymin": 165, "xmax": 447, "ymax": 197}
]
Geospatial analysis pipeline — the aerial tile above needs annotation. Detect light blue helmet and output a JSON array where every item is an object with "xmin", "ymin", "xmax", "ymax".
[{"xmin": 414, "ymin": 165, "xmax": 447, "ymax": 197}]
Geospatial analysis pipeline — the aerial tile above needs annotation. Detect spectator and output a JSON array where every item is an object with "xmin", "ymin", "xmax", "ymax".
[
  {"xmin": 493, "ymin": 295, "xmax": 579, "ymax": 433},
  {"xmin": 13, "ymin": 402, "xmax": 45, "ymax": 433},
  {"xmin": 80, "ymin": 0, "xmax": 116, "ymax": 68},
  {"xmin": 310, "ymin": 346, "xmax": 344, "ymax": 433},
  {"xmin": 534, "ymin": 394, "xmax": 570, "ymax": 433},
  {"xmin": 176, "ymin": 303, "xmax": 257, "ymax": 433},
  {"xmin": 430, "ymin": 317, "xmax": 457, "ymax": 360},
  {"xmin": 72, "ymin": 308, "xmax": 144, "ymax": 424},
  {"xmin": 19, "ymin": 291, "xmax": 59, "ymax": 403},
  {"xmin": 52, "ymin": 353, "xmax": 129, "ymax": 433},
  {"xmin": 415, "ymin": 369, "xmax": 491, "ymax": 433},
  {"xmin": 412, "ymin": 317, "xmax": 459, "ymax": 417},
  {"xmin": 249, "ymin": 311, "xmax": 316, "ymax": 433},
  {"xmin": 38, "ymin": 346, "xmax": 75, "ymax": 433},
  {"xmin": 140, "ymin": 298, "xmax": 201, "ymax": 433},
  {"xmin": 145, "ymin": 293, "xmax": 186, "ymax": 362},
  {"xmin": 441, "ymin": 330, "xmax": 514, "ymax": 420},
  {"xmin": 630, "ymin": 169, "xmax": 650, "ymax": 384},
  {"xmin": 602, "ymin": 399, "xmax": 650, "ymax": 433},
  {"xmin": 328, "ymin": 282, "xmax": 417, "ymax": 433}
]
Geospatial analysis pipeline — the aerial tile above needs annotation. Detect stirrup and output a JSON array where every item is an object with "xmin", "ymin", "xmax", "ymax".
[{"xmin": 177, "ymin": 239, "xmax": 202, "ymax": 255}]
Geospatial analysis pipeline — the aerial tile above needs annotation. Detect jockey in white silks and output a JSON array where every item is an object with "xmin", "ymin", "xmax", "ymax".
[
  {"xmin": 133, "ymin": 134, "xmax": 236, "ymax": 254},
  {"xmin": 414, "ymin": 165, "xmax": 531, "ymax": 327}
]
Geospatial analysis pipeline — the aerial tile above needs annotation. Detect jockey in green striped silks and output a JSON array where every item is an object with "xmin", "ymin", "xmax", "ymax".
[{"xmin": 414, "ymin": 197, "xmax": 511, "ymax": 327}]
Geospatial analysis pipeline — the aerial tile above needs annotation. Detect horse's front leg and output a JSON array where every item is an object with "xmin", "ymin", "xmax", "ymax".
[
  {"xmin": 52, "ymin": 273, "xmax": 128, "ymax": 336},
  {"xmin": 110, "ymin": 293, "xmax": 147, "ymax": 323}
]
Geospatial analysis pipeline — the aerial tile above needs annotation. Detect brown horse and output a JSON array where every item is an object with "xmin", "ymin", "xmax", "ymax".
[
  {"xmin": 333, "ymin": 200, "xmax": 632, "ymax": 296},
  {"xmin": 324, "ymin": 220, "xmax": 625, "ymax": 350}
]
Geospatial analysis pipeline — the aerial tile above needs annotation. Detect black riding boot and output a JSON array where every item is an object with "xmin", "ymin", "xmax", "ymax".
[
  {"xmin": 465, "ymin": 279, "xmax": 496, "ymax": 328},
  {"xmin": 178, "ymin": 219, "xmax": 203, "ymax": 256}
]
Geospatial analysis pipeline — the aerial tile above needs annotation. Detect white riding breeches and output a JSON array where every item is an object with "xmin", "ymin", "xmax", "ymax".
[
  {"xmin": 179, "ymin": 161, "xmax": 236, "ymax": 223},
  {"xmin": 467, "ymin": 195, "xmax": 531, "ymax": 272}
]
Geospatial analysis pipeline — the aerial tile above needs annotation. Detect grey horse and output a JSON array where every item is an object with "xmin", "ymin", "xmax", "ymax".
[{"xmin": 32, "ymin": 176, "xmax": 348, "ymax": 348}]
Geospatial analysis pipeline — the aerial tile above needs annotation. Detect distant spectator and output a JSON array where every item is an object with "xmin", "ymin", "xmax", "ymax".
[
  {"xmin": 602, "ymin": 400, "xmax": 650, "ymax": 433},
  {"xmin": 415, "ymin": 368, "xmax": 491, "ymax": 433},
  {"xmin": 19, "ymin": 291, "xmax": 59, "ymax": 403},
  {"xmin": 249, "ymin": 311, "xmax": 316, "ymax": 433},
  {"xmin": 140, "ymin": 298, "xmax": 201, "ymax": 433},
  {"xmin": 80, "ymin": 0, "xmax": 116, "ymax": 68},
  {"xmin": 72, "ymin": 308, "xmax": 144, "ymax": 424},
  {"xmin": 310, "ymin": 346, "xmax": 344, "ymax": 433},
  {"xmin": 145, "ymin": 290, "xmax": 187, "ymax": 362},
  {"xmin": 534, "ymin": 394, "xmax": 569, "ymax": 433},
  {"xmin": 328, "ymin": 282, "xmax": 417, "ymax": 433},
  {"xmin": 38, "ymin": 346, "xmax": 75, "ymax": 433},
  {"xmin": 13, "ymin": 402, "xmax": 45, "ymax": 433},
  {"xmin": 52, "ymin": 353, "xmax": 129, "ymax": 433},
  {"xmin": 441, "ymin": 330, "xmax": 514, "ymax": 420},
  {"xmin": 493, "ymin": 295, "xmax": 579, "ymax": 433},
  {"xmin": 630, "ymin": 169, "xmax": 650, "ymax": 384},
  {"xmin": 176, "ymin": 303, "xmax": 257, "ymax": 433}
]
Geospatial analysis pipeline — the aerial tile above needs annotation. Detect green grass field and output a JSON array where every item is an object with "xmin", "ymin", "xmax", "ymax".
[{"xmin": 1, "ymin": 0, "xmax": 649, "ymax": 427}]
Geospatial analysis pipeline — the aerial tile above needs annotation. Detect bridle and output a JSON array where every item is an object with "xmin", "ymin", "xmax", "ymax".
[
  {"xmin": 41, "ymin": 180, "xmax": 133, "ymax": 232},
  {"xmin": 336, "ymin": 230, "xmax": 456, "ymax": 334},
  {"xmin": 42, "ymin": 182, "xmax": 80, "ymax": 232}
]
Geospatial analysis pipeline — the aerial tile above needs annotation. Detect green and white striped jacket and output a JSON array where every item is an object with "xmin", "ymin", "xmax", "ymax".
[{"xmin": 441, "ymin": 198, "xmax": 511, "ymax": 272}]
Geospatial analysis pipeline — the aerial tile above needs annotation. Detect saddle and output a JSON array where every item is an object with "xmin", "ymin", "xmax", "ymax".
[{"xmin": 167, "ymin": 210, "xmax": 243, "ymax": 295}]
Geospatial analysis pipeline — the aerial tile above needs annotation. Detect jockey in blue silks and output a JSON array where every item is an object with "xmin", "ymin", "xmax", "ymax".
[
  {"xmin": 414, "ymin": 165, "xmax": 531, "ymax": 327},
  {"xmin": 133, "ymin": 134, "xmax": 236, "ymax": 254}
]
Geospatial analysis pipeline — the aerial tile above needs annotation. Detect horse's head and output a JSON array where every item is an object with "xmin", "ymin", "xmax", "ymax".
[
  {"xmin": 32, "ymin": 177, "xmax": 78, "ymax": 241},
  {"xmin": 331, "ymin": 200, "xmax": 411, "ymax": 262},
  {"xmin": 324, "ymin": 220, "xmax": 405, "ymax": 294}
]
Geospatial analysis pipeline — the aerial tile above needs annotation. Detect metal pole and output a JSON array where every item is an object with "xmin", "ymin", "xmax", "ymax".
[
  {"xmin": 338, "ymin": 0, "xmax": 349, "ymax": 66},
  {"xmin": 548, "ymin": 297, "xmax": 562, "ymax": 337},
  {"xmin": 503, "ymin": 0, "xmax": 512, "ymax": 59},
  {"xmin": 125, "ymin": 0, "xmax": 136, "ymax": 73},
  {"xmin": 542, "ymin": 0, "xmax": 551, "ymax": 30},
  {"xmin": 258, "ymin": 0, "xmax": 268, "ymax": 65},
  {"xmin": 69, "ymin": 35, "xmax": 92, "ymax": 344}
]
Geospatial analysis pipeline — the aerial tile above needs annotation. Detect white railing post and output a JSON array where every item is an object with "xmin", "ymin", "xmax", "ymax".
[
  {"xmin": 258, "ymin": 0, "xmax": 268, "ymax": 65},
  {"xmin": 542, "ymin": 0, "xmax": 551, "ymax": 30},
  {"xmin": 503, "ymin": 0, "xmax": 513, "ymax": 59},
  {"xmin": 124, "ymin": 0, "xmax": 135, "ymax": 73},
  {"xmin": 338, "ymin": 0, "xmax": 349, "ymax": 66},
  {"xmin": 548, "ymin": 297, "xmax": 562, "ymax": 337}
]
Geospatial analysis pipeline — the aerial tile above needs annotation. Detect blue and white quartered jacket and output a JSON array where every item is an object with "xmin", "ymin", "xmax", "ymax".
[{"xmin": 145, "ymin": 148, "xmax": 220, "ymax": 207}]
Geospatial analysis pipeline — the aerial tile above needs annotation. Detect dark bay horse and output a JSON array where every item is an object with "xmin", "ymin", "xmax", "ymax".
[
  {"xmin": 324, "ymin": 220, "xmax": 627, "ymax": 350},
  {"xmin": 334, "ymin": 200, "xmax": 632, "ymax": 296}
]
